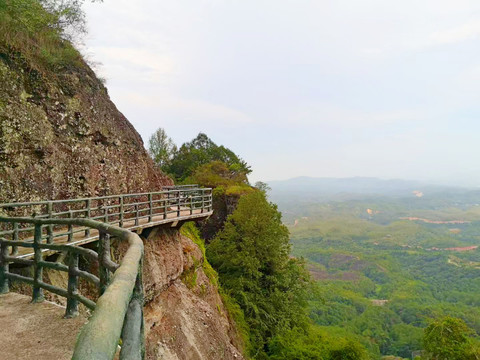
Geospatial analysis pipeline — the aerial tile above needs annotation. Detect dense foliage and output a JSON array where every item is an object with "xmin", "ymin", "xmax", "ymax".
[
  {"xmin": 148, "ymin": 129, "xmax": 252, "ymax": 202},
  {"xmin": 208, "ymin": 191, "xmax": 311, "ymax": 356},
  {"xmin": 188, "ymin": 160, "xmax": 249, "ymax": 188},
  {"xmin": 268, "ymin": 326, "xmax": 369, "ymax": 360},
  {"xmin": 163, "ymin": 132, "xmax": 251, "ymax": 182}
]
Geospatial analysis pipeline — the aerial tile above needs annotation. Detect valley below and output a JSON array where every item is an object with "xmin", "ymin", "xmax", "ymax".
[{"xmin": 270, "ymin": 177, "xmax": 480, "ymax": 359}]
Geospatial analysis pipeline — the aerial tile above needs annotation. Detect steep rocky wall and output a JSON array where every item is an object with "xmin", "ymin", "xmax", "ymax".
[
  {"xmin": 200, "ymin": 193, "xmax": 240, "ymax": 241},
  {"xmin": 0, "ymin": 48, "xmax": 172, "ymax": 204},
  {"xmin": 113, "ymin": 227, "xmax": 244, "ymax": 360}
]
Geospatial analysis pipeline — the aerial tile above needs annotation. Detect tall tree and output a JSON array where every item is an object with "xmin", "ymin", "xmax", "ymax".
[
  {"xmin": 207, "ymin": 191, "xmax": 310, "ymax": 357},
  {"xmin": 148, "ymin": 127, "xmax": 177, "ymax": 170}
]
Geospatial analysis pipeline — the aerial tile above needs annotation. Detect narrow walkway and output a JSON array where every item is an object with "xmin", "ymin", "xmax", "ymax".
[
  {"xmin": 0, "ymin": 293, "xmax": 87, "ymax": 360},
  {"xmin": 14, "ymin": 207, "xmax": 211, "ymax": 259}
]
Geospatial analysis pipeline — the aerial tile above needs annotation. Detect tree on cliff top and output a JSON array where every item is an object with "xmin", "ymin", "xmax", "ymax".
[
  {"xmin": 148, "ymin": 131, "xmax": 251, "ymax": 182},
  {"xmin": 148, "ymin": 127, "xmax": 177, "ymax": 170},
  {"xmin": 187, "ymin": 160, "xmax": 249, "ymax": 188}
]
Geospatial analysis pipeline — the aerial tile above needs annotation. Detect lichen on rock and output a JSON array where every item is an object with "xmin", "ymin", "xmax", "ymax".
[{"xmin": 0, "ymin": 46, "xmax": 172, "ymax": 205}]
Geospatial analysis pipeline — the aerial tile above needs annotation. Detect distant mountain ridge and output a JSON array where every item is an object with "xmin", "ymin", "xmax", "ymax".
[{"xmin": 267, "ymin": 176, "xmax": 475, "ymax": 204}]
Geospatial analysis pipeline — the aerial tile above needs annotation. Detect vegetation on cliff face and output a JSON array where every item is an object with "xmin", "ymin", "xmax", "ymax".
[{"xmin": 0, "ymin": 0, "xmax": 100, "ymax": 73}]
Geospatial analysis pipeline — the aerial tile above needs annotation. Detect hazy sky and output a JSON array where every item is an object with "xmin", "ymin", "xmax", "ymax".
[{"xmin": 83, "ymin": 0, "xmax": 480, "ymax": 185}]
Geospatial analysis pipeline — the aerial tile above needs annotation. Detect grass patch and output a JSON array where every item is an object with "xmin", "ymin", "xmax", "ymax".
[
  {"xmin": 180, "ymin": 266, "xmax": 198, "ymax": 289},
  {"xmin": 181, "ymin": 221, "xmax": 219, "ymax": 287},
  {"xmin": 181, "ymin": 221, "xmax": 251, "ymax": 355},
  {"xmin": 219, "ymin": 289, "xmax": 252, "ymax": 356},
  {"xmin": 0, "ymin": 0, "xmax": 84, "ymax": 74}
]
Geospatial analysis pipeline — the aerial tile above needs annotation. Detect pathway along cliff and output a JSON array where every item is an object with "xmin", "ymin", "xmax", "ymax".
[{"xmin": 0, "ymin": 36, "xmax": 245, "ymax": 359}]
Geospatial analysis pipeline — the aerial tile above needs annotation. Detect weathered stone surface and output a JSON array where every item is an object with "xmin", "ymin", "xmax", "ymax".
[
  {"xmin": 0, "ymin": 48, "xmax": 172, "ymax": 206},
  {"xmin": 199, "ymin": 193, "xmax": 241, "ymax": 241},
  {"xmin": 138, "ymin": 228, "xmax": 244, "ymax": 360},
  {"xmin": 145, "ymin": 279, "xmax": 243, "ymax": 360}
]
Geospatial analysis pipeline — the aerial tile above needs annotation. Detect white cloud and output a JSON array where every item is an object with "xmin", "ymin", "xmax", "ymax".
[{"xmin": 429, "ymin": 21, "xmax": 480, "ymax": 46}]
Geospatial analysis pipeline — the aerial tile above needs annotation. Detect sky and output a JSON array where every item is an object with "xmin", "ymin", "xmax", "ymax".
[{"xmin": 83, "ymin": 0, "xmax": 480, "ymax": 186}]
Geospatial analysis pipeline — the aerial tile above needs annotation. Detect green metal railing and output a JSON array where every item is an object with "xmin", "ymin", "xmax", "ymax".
[
  {"xmin": 0, "ymin": 187, "xmax": 213, "ymax": 257},
  {"xmin": 0, "ymin": 186, "xmax": 214, "ymax": 359},
  {"xmin": 0, "ymin": 217, "xmax": 144, "ymax": 360}
]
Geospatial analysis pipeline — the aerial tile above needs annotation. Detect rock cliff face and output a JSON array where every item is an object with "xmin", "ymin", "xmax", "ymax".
[
  {"xmin": 0, "ymin": 48, "xmax": 172, "ymax": 204},
  {"xmin": 0, "ymin": 45, "xmax": 244, "ymax": 358},
  {"xmin": 114, "ymin": 227, "xmax": 244, "ymax": 360},
  {"xmin": 200, "ymin": 193, "xmax": 241, "ymax": 241}
]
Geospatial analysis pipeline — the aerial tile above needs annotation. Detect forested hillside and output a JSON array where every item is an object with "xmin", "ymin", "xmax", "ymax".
[{"xmin": 272, "ymin": 182, "xmax": 480, "ymax": 359}]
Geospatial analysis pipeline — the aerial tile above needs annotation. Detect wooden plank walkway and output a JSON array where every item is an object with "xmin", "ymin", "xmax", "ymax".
[{"xmin": 0, "ymin": 292, "xmax": 87, "ymax": 360}]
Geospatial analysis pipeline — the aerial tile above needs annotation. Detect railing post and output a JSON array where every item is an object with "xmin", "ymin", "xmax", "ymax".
[
  {"xmin": 104, "ymin": 201, "xmax": 109, "ymax": 223},
  {"xmin": 32, "ymin": 224, "xmax": 44, "ymax": 303},
  {"xmin": 0, "ymin": 241, "xmax": 9, "ymax": 294},
  {"xmin": 85, "ymin": 199, "xmax": 91, "ymax": 237},
  {"xmin": 190, "ymin": 192, "xmax": 193, "ymax": 215},
  {"xmin": 177, "ymin": 191, "xmax": 180, "ymax": 218},
  {"xmin": 167, "ymin": 191, "xmax": 171, "ymax": 219},
  {"xmin": 163, "ymin": 198, "xmax": 167, "ymax": 220},
  {"xmin": 12, "ymin": 222, "xmax": 19, "ymax": 255},
  {"xmin": 120, "ymin": 196, "xmax": 124, "ymax": 227},
  {"xmin": 98, "ymin": 231, "xmax": 111, "ymax": 295},
  {"xmin": 68, "ymin": 210, "xmax": 73, "ymax": 242},
  {"xmin": 47, "ymin": 201, "xmax": 54, "ymax": 244},
  {"xmin": 208, "ymin": 189, "xmax": 212, "ymax": 211},
  {"xmin": 120, "ymin": 260, "xmax": 145, "ymax": 360},
  {"xmin": 135, "ymin": 204, "xmax": 139, "ymax": 226},
  {"xmin": 65, "ymin": 252, "xmax": 79, "ymax": 318},
  {"xmin": 148, "ymin": 193, "xmax": 153, "ymax": 223},
  {"xmin": 201, "ymin": 189, "xmax": 205, "ymax": 213}
]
